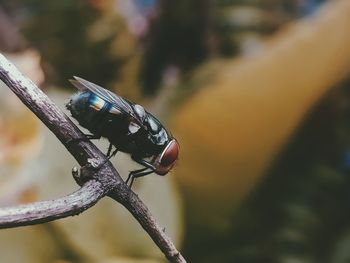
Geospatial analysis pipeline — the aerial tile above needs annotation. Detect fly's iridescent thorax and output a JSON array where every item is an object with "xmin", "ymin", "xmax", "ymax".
[
  {"xmin": 129, "ymin": 109, "xmax": 171, "ymax": 156},
  {"xmin": 124, "ymin": 102, "xmax": 170, "ymax": 149},
  {"xmin": 144, "ymin": 114, "xmax": 169, "ymax": 146}
]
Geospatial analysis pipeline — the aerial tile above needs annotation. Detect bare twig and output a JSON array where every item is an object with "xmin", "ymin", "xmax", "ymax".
[
  {"xmin": 0, "ymin": 180, "xmax": 105, "ymax": 228},
  {"xmin": 0, "ymin": 53, "xmax": 186, "ymax": 263}
]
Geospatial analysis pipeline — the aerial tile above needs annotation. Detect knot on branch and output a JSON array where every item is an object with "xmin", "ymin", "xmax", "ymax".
[{"xmin": 72, "ymin": 163, "xmax": 106, "ymax": 186}]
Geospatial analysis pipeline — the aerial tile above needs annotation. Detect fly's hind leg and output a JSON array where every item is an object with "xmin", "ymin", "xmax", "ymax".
[
  {"xmin": 106, "ymin": 143, "xmax": 113, "ymax": 157},
  {"xmin": 97, "ymin": 143, "xmax": 118, "ymax": 168},
  {"xmin": 106, "ymin": 143, "xmax": 119, "ymax": 159}
]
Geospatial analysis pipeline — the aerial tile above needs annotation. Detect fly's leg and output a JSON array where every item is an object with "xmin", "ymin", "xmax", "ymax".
[
  {"xmin": 125, "ymin": 167, "xmax": 147, "ymax": 185},
  {"xmin": 126, "ymin": 156, "xmax": 157, "ymax": 187},
  {"xmin": 97, "ymin": 144, "xmax": 119, "ymax": 168},
  {"xmin": 126, "ymin": 168, "xmax": 154, "ymax": 188},
  {"xmin": 70, "ymin": 138, "xmax": 118, "ymax": 169},
  {"xmin": 129, "ymin": 170, "xmax": 154, "ymax": 188},
  {"xmin": 131, "ymin": 156, "xmax": 156, "ymax": 170},
  {"xmin": 108, "ymin": 148, "xmax": 118, "ymax": 160},
  {"xmin": 106, "ymin": 143, "xmax": 113, "ymax": 157},
  {"xmin": 106, "ymin": 143, "xmax": 119, "ymax": 159}
]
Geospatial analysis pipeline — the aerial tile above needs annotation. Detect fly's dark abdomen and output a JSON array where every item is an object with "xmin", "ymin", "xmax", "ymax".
[
  {"xmin": 67, "ymin": 91, "xmax": 155, "ymax": 156},
  {"xmin": 67, "ymin": 91, "xmax": 127, "ymax": 138}
]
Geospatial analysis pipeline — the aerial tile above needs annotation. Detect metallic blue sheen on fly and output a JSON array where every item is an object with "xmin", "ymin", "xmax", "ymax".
[{"xmin": 66, "ymin": 76, "xmax": 179, "ymax": 187}]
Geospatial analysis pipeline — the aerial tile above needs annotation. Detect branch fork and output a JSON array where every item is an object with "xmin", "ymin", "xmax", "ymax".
[{"xmin": 0, "ymin": 53, "xmax": 185, "ymax": 263}]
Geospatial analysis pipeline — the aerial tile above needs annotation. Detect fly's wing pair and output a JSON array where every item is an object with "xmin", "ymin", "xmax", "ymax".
[{"xmin": 69, "ymin": 76, "xmax": 144, "ymax": 126}]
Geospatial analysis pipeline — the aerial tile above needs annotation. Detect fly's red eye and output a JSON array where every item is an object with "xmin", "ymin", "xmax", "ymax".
[{"xmin": 160, "ymin": 140, "xmax": 179, "ymax": 167}]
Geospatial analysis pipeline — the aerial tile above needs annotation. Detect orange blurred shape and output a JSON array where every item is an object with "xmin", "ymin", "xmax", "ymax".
[
  {"xmin": 88, "ymin": 0, "xmax": 113, "ymax": 11},
  {"xmin": 18, "ymin": 187, "xmax": 39, "ymax": 204},
  {"xmin": 173, "ymin": 0, "xmax": 350, "ymax": 223}
]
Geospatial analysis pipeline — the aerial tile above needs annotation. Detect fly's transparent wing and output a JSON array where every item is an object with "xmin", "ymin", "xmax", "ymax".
[{"xmin": 69, "ymin": 76, "xmax": 142, "ymax": 124}]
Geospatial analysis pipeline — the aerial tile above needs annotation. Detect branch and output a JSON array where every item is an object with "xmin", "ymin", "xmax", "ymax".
[
  {"xmin": 0, "ymin": 180, "xmax": 105, "ymax": 228},
  {"xmin": 110, "ymin": 190, "xmax": 184, "ymax": 262},
  {"xmin": 0, "ymin": 53, "xmax": 186, "ymax": 263}
]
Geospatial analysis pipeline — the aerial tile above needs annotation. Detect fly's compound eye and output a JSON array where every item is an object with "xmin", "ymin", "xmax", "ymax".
[{"xmin": 160, "ymin": 139, "xmax": 179, "ymax": 167}]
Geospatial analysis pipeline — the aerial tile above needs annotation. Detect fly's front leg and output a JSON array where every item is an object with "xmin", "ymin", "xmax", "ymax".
[
  {"xmin": 126, "ymin": 167, "xmax": 147, "ymax": 186},
  {"xmin": 127, "ymin": 156, "xmax": 156, "ymax": 187},
  {"xmin": 126, "ymin": 168, "xmax": 154, "ymax": 188},
  {"xmin": 131, "ymin": 155, "xmax": 157, "ymax": 170}
]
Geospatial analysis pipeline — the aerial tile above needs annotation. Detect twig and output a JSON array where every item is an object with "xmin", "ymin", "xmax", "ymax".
[
  {"xmin": 0, "ymin": 180, "xmax": 105, "ymax": 228},
  {"xmin": 0, "ymin": 53, "xmax": 186, "ymax": 263}
]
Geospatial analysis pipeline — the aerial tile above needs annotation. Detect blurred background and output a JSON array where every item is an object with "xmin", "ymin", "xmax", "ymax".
[{"xmin": 1, "ymin": 0, "xmax": 350, "ymax": 262}]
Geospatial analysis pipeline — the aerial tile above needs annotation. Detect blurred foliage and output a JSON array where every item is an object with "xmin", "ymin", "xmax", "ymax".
[
  {"xmin": 140, "ymin": 0, "xmax": 211, "ymax": 95},
  {"xmin": 1, "ymin": 0, "xmax": 326, "ymax": 96},
  {"xmin": 141, "ymin": 0, "xmax": 326, "ymax": 94},
  {"xmin": 1, "ymin": 0, "xmax": 142, "ymax": 99}
]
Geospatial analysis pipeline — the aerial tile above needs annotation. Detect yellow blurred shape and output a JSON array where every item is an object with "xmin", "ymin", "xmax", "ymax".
[{"xmin": 174, "ymin": 0, "xmax": 350, "ymax": 222}]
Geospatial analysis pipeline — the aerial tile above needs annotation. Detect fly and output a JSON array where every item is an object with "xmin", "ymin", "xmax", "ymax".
[{"xmin": 66, "ymin": 76, "xmax": 179, "ymax": 187}]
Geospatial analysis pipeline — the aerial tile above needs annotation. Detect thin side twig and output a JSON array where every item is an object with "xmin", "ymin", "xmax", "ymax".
[
  {"xmin": 0, "ymin": 180, "xmax": 105, "ymax": 228},
  {"xmin": 0, "ymin": 53, "xmax": 186, "ymax": 263}
]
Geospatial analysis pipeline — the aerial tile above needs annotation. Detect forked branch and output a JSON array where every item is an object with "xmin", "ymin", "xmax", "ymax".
[{"xmin": 0, "ymin": 53, "xmax": 185, "ymax": 263}]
